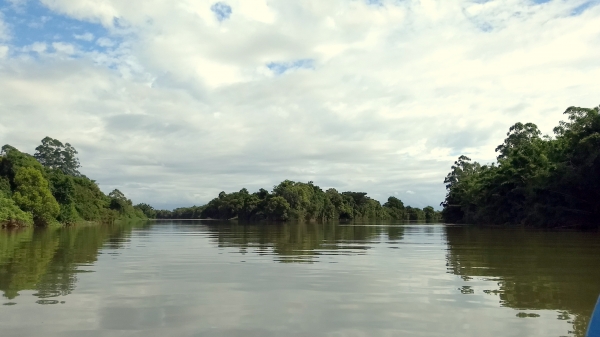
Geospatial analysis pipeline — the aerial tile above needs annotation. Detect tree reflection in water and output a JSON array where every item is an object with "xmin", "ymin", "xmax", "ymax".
[
  {"xmin": 204, "ymin": 220, "xmax": 405, "ymax": 263},
  {"xmin": 0, "ymin": 221, "xmax": 150, "ymax": 302},
  {"xmin": 445, "ymin": 225, "xmax": 600, "ymax": 337}
]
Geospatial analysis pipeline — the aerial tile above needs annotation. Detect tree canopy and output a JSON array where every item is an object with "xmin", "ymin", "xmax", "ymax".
[
  {"xmin": 441, "ymin": 104, "xmax": 600, "ymax": 228},
  {"xmin": 154, "ymin": 180, "xmax": 440, "ymax": 222},
  {"xmin": 0, "ymin": 138, "xmax": 146, "ymax": 227},
  {"xmin": 34, "ymin": 136, "xmax": 81, "ymax": 176}
]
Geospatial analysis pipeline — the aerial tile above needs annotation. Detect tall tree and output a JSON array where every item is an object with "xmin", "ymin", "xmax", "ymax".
[{"xmin": 34, "ymin": 137, "xmax": 81, "ymax": 176}]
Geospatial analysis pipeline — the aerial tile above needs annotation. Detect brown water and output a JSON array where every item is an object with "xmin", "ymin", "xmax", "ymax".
[{"xmin": 0, "ymin": 221, "xmax": 599, "ymax": 337}]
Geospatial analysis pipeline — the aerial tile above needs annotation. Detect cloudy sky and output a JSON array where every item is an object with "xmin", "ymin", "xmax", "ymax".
[{"xmin": 0, "ymin": 0, "xmax": 598, "ymax": 210}]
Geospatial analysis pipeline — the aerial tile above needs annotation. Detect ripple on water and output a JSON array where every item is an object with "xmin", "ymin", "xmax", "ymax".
[{"xmin": 0, "ymin": 221, "xmax": 598, "ymax": 337}]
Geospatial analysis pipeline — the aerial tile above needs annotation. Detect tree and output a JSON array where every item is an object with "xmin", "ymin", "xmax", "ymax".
[
  {"xmin": 47, "ymin": 171, "xmax": 79, "ymax": 224},
  {"xmin": 12, "ymin": 167, "xmax": 60, "ymax": 226},
  {"xmin": 108, "ymin": 189, "xmax": 132, "ymax": 213},
  {"xmin": 384, "ymin": 196, "xmax": 405, "ymax": 219},
  {"xmin": 265, "ymin": 196, "xmax": 290, "ymax": 221},
  {"xmin": 0, "ymin": 194, "xmax": 34, "ymax": 227},
  {"xmin": 34, "ymin": 137, "xmax": 81, "ymax": 176},
  {"xmin": 406, "ymin": 206, "xmax": 425, "ymax": 221},
  {"xmin": 441, "ymin": 104, "xmax": 600, "ymax": 228},
  {"xmin": 0, "ymin": 176, "xmax": 10, "ymax": 198},
  {"xmin": 423, "ymin": 206, "xmax": 437, "ymax": 222},
  {"xmin": 108, "ymin": 189, "xmax": 127, "ymax": 201},
  {"xmin": 495, "ymin": 123, "xmax": 542, "ymax": 160},
  {"xmin": 1, "ymin": 144, "xmax": 46, "ymax": 189},
  {"xmin": 134, "ymin": 203, "xmax": 156, "ymax": 218}
]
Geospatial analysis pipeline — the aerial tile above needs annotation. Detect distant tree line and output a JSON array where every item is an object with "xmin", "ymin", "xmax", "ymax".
[
  {"xmin": 0, "ymin": 137, "xmax": 145, "ymax": 227},
  {"xmin": 0, "ymin": 138, "xmax": 441, "ymax": 226},
  {"xmin": 441, "ymin": 104, "xmax": 600, "ymax": 228},
  {"xmin": 140, "ymin": 181, "xmax": 440, "ymax": 222}
]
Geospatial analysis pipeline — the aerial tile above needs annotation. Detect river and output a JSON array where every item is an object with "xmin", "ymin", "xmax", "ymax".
[{"xmin": 1, "ymin": 221, "xmax": 599, "ymax": 336}]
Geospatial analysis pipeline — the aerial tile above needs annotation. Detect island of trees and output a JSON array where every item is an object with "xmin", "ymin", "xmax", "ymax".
[
  {"xmin": 0, "ymin": 137, "xmax": 145, "ymax": 227},
  {"xmin": 441, "ymin": 104, "xmax": 600, "ymax": 228},
  {"xmin": 139, "ymin": 183, "xmax": 440, "ymax": 222}
]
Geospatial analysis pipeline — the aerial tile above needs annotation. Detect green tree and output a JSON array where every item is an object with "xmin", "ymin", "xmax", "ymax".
[
  {"xmin": 108, "ymin": 189, "xmax": 132, "ymax": 213},
  {"xmin": 441, "ymin": 104, "xmax": 600, "ymax": 228},
  {"xmin": 495, "ymin": 122, "xmax": 542, "ymax": 160},
  {"xmin": 0, "ymin": 195, "xmax": 34, "ymax": 227},
  {"xmin": 72, "ymin": 177, "xmax": 110, "ymax": 221},
  {"xmin": 406, "ymin": 206, "xmax": 425, "ymax": 221},
  {"xmin": 384, "ymin": 196, "xmax": 405, "ymax": 219},
  {"xmin": 1, "ymin": 144, "xmax": 46, "ymax": 190},
  {"xmin": 134, "ymin": 203, "xmax": 156, "ymax": 218},
  {"xmin": 0, "ymin": 176, "xmax": 10, "ymax": 198},
  {"xmin": 423, "ymin": 206, "xmax": 438, "ymax": 222},
  {"xmin": 34, "ymin": 137, "xmax": 81, "ymax": 176},
  {"xmin": 265, "ymin": 196, "xmax": 291, "ymax": 221},
  {"xmin": 12, "ymin": 167, "xmax": 60, "ymax": 226},
  {"xmin": 47, "ymin": 171, "xmax": 79, "ymax": 224}
]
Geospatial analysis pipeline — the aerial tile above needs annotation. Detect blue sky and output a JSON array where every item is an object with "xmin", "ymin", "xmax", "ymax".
[
  {"xmin": 0, "ymin": 0, "xmax": 116, "ymax": 54},
  {"xmin": 0, "ymin": 0, "xmax": 599, "ymax": 210},
  {"xmin": 267, "ymin": 59, "xmax": 314, "ymax": 75},
  {"xmin": 210, "ymin": 2, "xmax": 232, "ymax": 21}
]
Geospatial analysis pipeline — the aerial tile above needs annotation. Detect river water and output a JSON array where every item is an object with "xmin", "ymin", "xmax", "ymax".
[{"xmin": 1, "ymin": 221, "xmax": 599, "ymax": 337}]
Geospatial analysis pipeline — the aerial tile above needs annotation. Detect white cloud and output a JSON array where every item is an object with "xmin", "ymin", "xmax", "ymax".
[
  {"xmin": 23, "ymin": 42, "xmax": 47, "ymax": 53},
  {"xmin": 96, "ymin": 37, "xmax": 114, "ymax": 47},
  {"xmin": 1, "ymin": 0, "xmax": 599, "ymax": 209},
  {"xmin": 74, "ymin": 32, "xmax": 94, "ymax": 41},
  {"xmin": 51, "ymin": 42, "xmax": 76, "ymax": 55}
]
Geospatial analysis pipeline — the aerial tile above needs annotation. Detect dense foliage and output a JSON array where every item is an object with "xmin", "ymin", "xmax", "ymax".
[
  {"xmin": 153, "ymin": 180, "xmax": 441, "ymax": 222},
  {"xmin": 0, "ymin": 138, "xmax": 145, "ymax": 227},
  {"xmin": 441, "ymin": 105, "xmax": 600, "ymax": 228},
  {"xmin": 0, "ymin": 196, "xmax": 33, "ymax": 227}
]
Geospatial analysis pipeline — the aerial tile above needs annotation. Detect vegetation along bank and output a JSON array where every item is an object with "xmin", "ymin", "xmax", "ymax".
[
  {"xmin": 138, "ymin": 183, "xmax": 440, "ymax": 222},
  {"xmin": 8, "ymin": 103, "xmax": 597, "ymax": 228},
  {"xmin": 441, "ymin": 105, "xmax": 600, "ymax": 229},
  {"xmin": 0, "ymin": 137, "xmax": 145, "ymax": 227}
]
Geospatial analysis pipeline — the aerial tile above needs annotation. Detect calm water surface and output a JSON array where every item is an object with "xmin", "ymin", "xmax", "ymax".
[{"xmin": 1, "ymin": 221, "xmax": 599, "ymax": 337}]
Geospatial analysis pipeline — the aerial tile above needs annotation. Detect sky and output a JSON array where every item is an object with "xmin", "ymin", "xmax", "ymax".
[{"xmin": 0, "ymin": 0, "xmax": 599, "ymax": 210}]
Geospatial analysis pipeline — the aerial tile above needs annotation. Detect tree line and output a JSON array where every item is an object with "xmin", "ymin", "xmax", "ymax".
[
  {"xmin": 441, "ymin": 104, "xmax": 600, "ymax": 228},
  {"xmin": 139, "ymin": 181, "xmax": 441, "ymax": 222},
  {"xmin": 0, "ymin": 137, "xmax": 145, "ymax": 227}
]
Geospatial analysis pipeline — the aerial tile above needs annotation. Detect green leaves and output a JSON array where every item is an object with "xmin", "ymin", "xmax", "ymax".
[
  {"xmin": 442, "ymin": 104, "xmax": 600, "ymax": 228},
  {"xmin": 495, "ymin": 123, "xmax": 542, "ymax": 160},
  {"xmin": 265, "ymin": 196, "xmax": 291, "ymax": 221},
  {"xmin": 134, "ymin": 203, "xmax": 157, "ymax": 218},
  {"xmin": 0, "ymin": 194, "xmax": 34, "ymax": 227},
  {"xmin": 12, "ymin": 167, "xmax": 60, "ymax": 226},
  {"xmin": 34, "ymin": 137, "xmax": 81, "ymax": 176},
  {"xmin": 159, "ymin": 180, "xmax": 436, "ymax": 223},
  {"xmin": 0, "ymin": 141, "xmax": 145, "ymax": 226}
]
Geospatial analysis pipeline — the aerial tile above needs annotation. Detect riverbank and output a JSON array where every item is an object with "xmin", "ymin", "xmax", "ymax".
[
  {"xmin": 1, "ymin": 139, "xmax": 147, "ymax": 228},
  {"xmin": 441, "ymin": 104, "xmax": 600, "ymax": 229}
]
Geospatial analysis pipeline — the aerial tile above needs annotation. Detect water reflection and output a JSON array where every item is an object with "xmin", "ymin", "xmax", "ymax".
[
  {"xmin": 0, "ymin": 221, "xmax": 150, "ymax": 302},
  {"xmin": 1, "ymin": 221, "xmax": 598, "ymax": 337},
  {"xmin": 444, "ymin": 225, "xmax": 600, "ymax": 337},
  {"xmin": 203, "ymin": 221, "xmax": 405, "ymax": 263}
]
